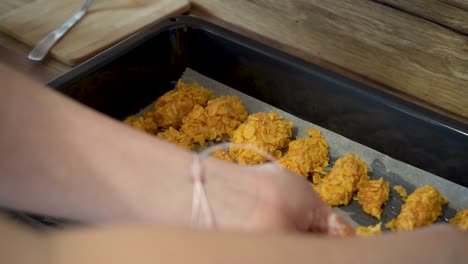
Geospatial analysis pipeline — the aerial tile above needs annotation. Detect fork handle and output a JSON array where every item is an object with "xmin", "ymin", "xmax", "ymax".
[{"xmin": 28, "ymin": 10, "xmax": 87, "ymax": 61}]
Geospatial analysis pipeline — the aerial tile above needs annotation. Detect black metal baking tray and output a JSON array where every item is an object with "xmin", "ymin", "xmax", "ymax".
[{"xmin": 48, "ymin": 15, "xmax": 467, "ymax": 187}]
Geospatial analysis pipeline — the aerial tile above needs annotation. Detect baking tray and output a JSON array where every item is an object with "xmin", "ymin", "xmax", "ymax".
[
  {"xmin": 179, "ymin": 68, "xmax": 466, "ymax": 228},
  {"xmin": 9, "ymin": 15, "xmax": 468, "ymax": 228}
]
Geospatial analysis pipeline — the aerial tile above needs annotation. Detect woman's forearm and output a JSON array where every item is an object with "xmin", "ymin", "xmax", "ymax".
[
  {"xmin": 47, "ymin": 224, "xmax": 468, "ymax": 264},
  {"xmin": 0, "ymin": 63, "xmax": 198, "ymax": 224},
  {"xmin": 2, "ymin": 215, "xmax": 466, "ymax": 264}
]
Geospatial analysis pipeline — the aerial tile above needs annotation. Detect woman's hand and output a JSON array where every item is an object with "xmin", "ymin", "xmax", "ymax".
[{"xmin": 201, "ymin": 159, "xmax": 354, "ymax": 235}]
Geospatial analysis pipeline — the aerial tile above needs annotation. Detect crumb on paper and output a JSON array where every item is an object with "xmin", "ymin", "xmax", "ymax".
[
  {"xmin": 157, "ymin": 127, "xmax": 194, "ymax": 150},
  {"xmin": 230, "ymin": 112, "xmax": 292, "ymax": 165},
  {"xmin": 356, "ymin": 178, "xmax": 390, "ymax": 219},
  {"xmin": 153, "ymin": 80, "xmax": 214, "ymax": 129},
  {"xmin": 393, "ymin": 185, "xmax": 408, "ymax": 201},
  {"xmin": 385, "ymin": 185, "xmax": 448, "ymax": 231},
  {"xmin": 279, "ymin": 128, "xmax": 329, "ymax": 178},
  {"xmin": 449, "ymin": 209, "xmax": 468, "ymax": 231},
  {"xmin": 181, "ymin": 96, "xmax": 248, "ymax": 145},
  {"xmin": 356, "ymin": 222, "xmax": 382, "ymax": 237},
  {"xmin": 313, "ymin": 153, "xmax": 369, "ymax": 206}
]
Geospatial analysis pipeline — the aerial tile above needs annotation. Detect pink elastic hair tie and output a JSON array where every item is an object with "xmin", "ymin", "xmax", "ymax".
[{"xmin": 190, "ymin": 143, "xmax": 281, "ymax": 228}]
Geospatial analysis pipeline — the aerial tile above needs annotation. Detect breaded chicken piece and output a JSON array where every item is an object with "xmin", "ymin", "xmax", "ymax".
[
  {"xmin": 449, "ymin": 209, "xmax": 468, "ymax": 231},
  {"xmin": 153, "ymin": 80, "xmax": 214, "ymax": 129},
  {"xmin": 311, "ymin": 173, "xmax": 324, "ymax": 185},
  {"xmin": 157, "ymin": 127, "xmax": 194, "ymax": 150},
  {"xmin": 123, "ymin": 116, "xmax": 146, "ymax": 132},
  {"xmin": 393, "ymin": 185, "xmax": 408, "ymax": 201},
  {"xmin": 123, "ymin": 110, "xmax": 158, "ymax": 134},
  {"xmin": 279, "ymin": 128, "xmax": 329, "ymax": 178},
  {"xmin": 356, "ymin": 222, "xmax": 382, "ymax": 237},
  {"xmin": 211, "ymin": 149, "xmax": 235, "ymax": 162},
  {"xmin": 181, "ymin": 96, "xmax": 248, "ymax": 145},
  {"xmin": 314, "ymin": 153, "xmax": 369, "ymax": 206},
  {"xmin": 385, "ymin": 185, "xmax": 448, "ymax": 231},
  {"xmin": 230, "ymin": 112, "xmax": 293, "ymax": 164},
  {"xmin": 356, "ymin": 178, "xmax": 390, "ymax": 219}
]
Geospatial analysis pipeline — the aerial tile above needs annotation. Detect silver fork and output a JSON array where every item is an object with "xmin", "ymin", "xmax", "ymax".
[{"xmin": 28, "ymin": 0, "xmax": 93, "ymax": 61}]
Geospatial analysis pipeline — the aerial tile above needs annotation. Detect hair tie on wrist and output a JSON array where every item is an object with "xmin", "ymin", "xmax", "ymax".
[{"xmin": 190, "ymin": 143, "xmax": 280, "ymax": 229}]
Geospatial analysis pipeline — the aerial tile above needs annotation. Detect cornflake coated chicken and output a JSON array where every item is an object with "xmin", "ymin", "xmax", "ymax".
[
  {"xmin": 123, "ymin": 110, "xmax": 158, "ymax": 134},
  {"xmin": 181, "ymin": 96, "xmax": 248, "ymax": 145},
  {"xmin": 393, "ymin": 185, "xmax": 408, "ymax": 201},
  {"xmin": 211, "ymin": 149, "xmax": 235, "ymax": 162},
  {"xmin": 157, "ymin": 127, "xmax": 194, "ymax": 150},
  {"xmin": 356, "ymin": 222, "xmax": 382, "ymax": 237},
  {"xmin": 230, "ymin": 112, "xmax": 293, "ymax": 165},
  {"xmin": 449, "ymin": 209, "xmax": 468, "ymax": 231},
  {"xmin": 311, "ymin": 173, "xmax": 324, "ymax": 185},
  {"xmin": 279, "ymin": 128, "xmax": 329, "ymax": 178},
  {"xmin": 356, "ymin": 178, "xmax": 389, "ymax": 219},
  {"xmin": 385, "ymin": 185, "xmax": 448, "ymax": 231},
  {"xmin": 313, "ymin": 153, "xmax": 369, "ymax": 206},
  {"xmin": 153, "ymin": 80, "xmax": 214, "ymax": 130}
]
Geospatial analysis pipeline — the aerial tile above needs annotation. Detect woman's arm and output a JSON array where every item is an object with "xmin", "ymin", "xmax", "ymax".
[
  {"xmin": 1, "ymin": 217, "xmax": 466, "ymax": 264},
  {"xmin": 0, "ymin": 62, "xmax": 196, "ymax": 225},
  {"xmin": 50, "ymin": 225, "xmax": 467, "ymax": 264},
  {"xmin": 0, "ymin": 63, "xmax": 341, "ymax": 232}
]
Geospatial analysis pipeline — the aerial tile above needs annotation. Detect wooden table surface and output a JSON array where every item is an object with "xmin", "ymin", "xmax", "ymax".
[{"xmin": 1, "ymin": 0, "xmax": 467, "ymax": 123}]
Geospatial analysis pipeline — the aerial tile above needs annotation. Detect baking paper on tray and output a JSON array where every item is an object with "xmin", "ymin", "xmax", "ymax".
[{"xmin": 138, "ymin": 68, "xmax": 468, "ymax": 228}]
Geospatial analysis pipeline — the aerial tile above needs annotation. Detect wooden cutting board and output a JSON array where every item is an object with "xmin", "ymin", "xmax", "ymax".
[{"xmin": 0, "ymin": 0, "xmax": 190, "ymax": 66}]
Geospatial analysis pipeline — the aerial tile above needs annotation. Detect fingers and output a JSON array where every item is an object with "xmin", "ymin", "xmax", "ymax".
[
  {"xmin": 242, "ymin": 163, "xmax": 356, "ymax": 236},
  {"xmin": 325, "ymin": 213, "xmax": 356, "ymax": 236},
  {"xmin": 304, "ymin": 196, "xmax": 355, "ymax": 236},
  {"xmin": 282, "ymin": 172, "xmax": 355, "ymax": 237}
]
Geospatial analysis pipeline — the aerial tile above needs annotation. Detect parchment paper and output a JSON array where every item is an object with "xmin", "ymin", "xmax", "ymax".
[{"xmin": 146, "ymin": 68, "xmax": 468, "ymax": 228}]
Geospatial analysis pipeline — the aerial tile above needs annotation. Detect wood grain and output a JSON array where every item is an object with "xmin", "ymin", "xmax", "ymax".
[
  {"xmin": 0, "ymin": 32, "xmax": 68, "ymax": 83},
  {"xmin": 191, "ymin": 0, "xmax": 468, "ymax": 120},
  {"xmin": 0, "ymin": 0, "xmax": 34, "ymax": 15},
  {"xmin": 374, "ymin": 0, "xmax": 468, "ymax": 35},
  {"xmin": 0, "ymin": 0, "xmax": 189, "ymax": 66},
  {"xmin": 441, "ymin": 0, "xmax": 468, "ymax": 12}
]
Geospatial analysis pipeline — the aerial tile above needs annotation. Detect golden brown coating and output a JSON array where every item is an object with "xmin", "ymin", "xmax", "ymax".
[
  {"xmin": 449, "ymin": 209, "xmax": 468, "ymax": 231},
  {"xmin": 279, "ymin": 128, "xmax": 329, "ymax": 178},
  {"xmin": 356, "ymin": 222, "xmax": 382, "ymax": 237},
  {"xmin": 230, "ymin": 112, "xmax": 293, "ymax": 164},
  {"xmin": 211, "ymin": 149, "xmax": 235, "ymax": 162},
  {"xmin": 181, "ymin": 96, "xmax": 248, "ymax": 145},
  {"xmin": 153, "ymin": 80, "xmax": 214, "ymax": 129},
  {"xmin": 385, "ymin": 185, "xmax": 448, "ymax": 231},
  {"xmin": 123, "ymin": 111, "xmax": 158, "ymax": 134},
  {"xmin": 356, "ymin": 178, "xmax": 390, "ymax": 219},
  {"xmin": 313, "ymin": 153, "xmax": 369, "ymax": 206},
  {"xmin": 123, "ymin": 116, "xmax": 145, "ymax": 132},
  {"xmin": 157, "ymin": 127, "xmax": 194, "ymax": 150},
  {"xmin": 311, "ymin": 173, "xmax": 323, "ymax": 185},
  {"xmin": 393, "ymin": 185, "xmax": 408, "ymax": 201}
]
